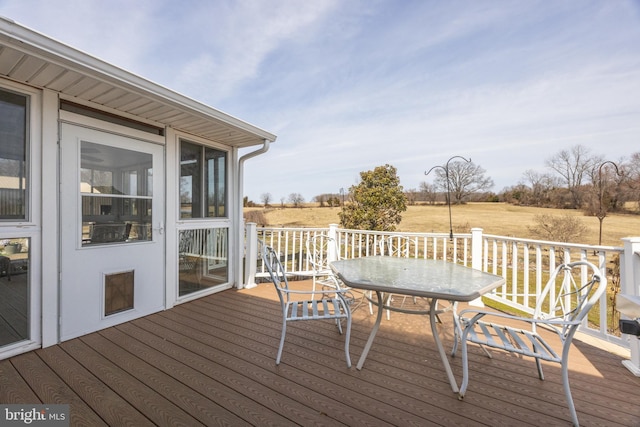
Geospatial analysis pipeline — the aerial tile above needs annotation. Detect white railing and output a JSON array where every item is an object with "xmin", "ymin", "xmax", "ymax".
[
  {"xmin": 179, "ymin": 227, "xmax": 229, "ymax": 269},
  {"xmin": 334, "ymin": 228, "xmax": 472, "ymax": 265},
  {"xmin": 255, "ymin": 227, "xmax": 328, "ymax": 275},
  {"xmin": 254, "ymin": 225, "xmax": 473, "ymax": 270},
  {"xmin": 246, "ymin": 223, "xmax": 640, "ymax": 355},
  {"xmin": 479, "ymin": 234, "xmax": 624, "ymax": 347}
]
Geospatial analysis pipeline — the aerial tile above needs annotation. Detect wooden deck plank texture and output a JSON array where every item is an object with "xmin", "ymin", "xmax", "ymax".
[{"xmin": 1, "ymin": 282, "xmax": 639, "ymax": 426}]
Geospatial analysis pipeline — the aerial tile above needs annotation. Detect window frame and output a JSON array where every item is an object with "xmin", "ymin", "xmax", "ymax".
[
  {"xmin": 0, "ymin": 80, "xmax": 42, "ymax": 356},
  {"xmin": 179, "ymin": 139, "xmax": 228, "ymax": 220},
  {"xmin": 0, "ymin": 86, "xmax": 30, "ymax": 222}
]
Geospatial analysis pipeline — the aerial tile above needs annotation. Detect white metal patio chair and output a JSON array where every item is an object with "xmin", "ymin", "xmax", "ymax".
[
  {"xmin": 262, "ymin": 244, "xmax": 352, "ymax": 367},
  {"xmin": 305, "ymin": 233, "xmax": 340, "ymax": 295},
  {"xmin": 306, "ymin": 234, "xmax": 359, "ymax": 308},
  {"xmin": 453, "ymin": 260, "xmax": 606, "ymax": 427}
]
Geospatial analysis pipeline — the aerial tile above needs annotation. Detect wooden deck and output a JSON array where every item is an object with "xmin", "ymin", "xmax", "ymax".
[{"xmin": 1, "ymin": 282, "xmax": 639, "ymax": 426}]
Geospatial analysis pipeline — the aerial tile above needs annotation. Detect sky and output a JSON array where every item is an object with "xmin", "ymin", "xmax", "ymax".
[{"xmin": 1, "ymin": 0, "xmax": 639, "ymax": 203}]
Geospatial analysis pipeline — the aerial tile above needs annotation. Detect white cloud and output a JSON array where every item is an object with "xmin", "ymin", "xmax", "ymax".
[{"xmin": 171, "ymin": 0, "xmax": 341, "ymax": 102}]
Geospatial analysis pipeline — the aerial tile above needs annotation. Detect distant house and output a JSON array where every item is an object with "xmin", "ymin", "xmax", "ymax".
[{"xmin": 0, "ymin": 17, "xmax": 276, "ymax": 360}]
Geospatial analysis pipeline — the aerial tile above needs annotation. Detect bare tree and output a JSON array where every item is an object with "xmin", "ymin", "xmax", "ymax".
[
  {"xmin": 584, "ymin": 161, "xmax": 624, "ymax": 245},
  {"xmin": 405, "ymin": 188, "xmax": 418, "ymax": 205},
  {"xmin": 243, "ymin": 210, "xmax": 268, "ymax": 226},
  {"xmin": 527, "ymin": 214, "xmax": 587, "ymax": 243},
  {"xmin": 419, "ymin": 181, "xmax": 438, "ymax": 205},
  {"xmin": 288, "ymin": 193, "xmax": 305, "ymax": 208},
  {"xmin": 546, "ymin": 145, "xmax": 602, "ymax": 209},
  {"xmin": 432, "ymin": 161, "xmax": 494, "ymax": 204},
  {"xmin": 623, "ymin": 152, "xmax": 640, "ymax": 212},
  {"xmin": 520, "ymin": 169, "xmax": 559, "ymax": 206},
  {"xmin": 260, "ymin": 192, "xmax": 272, "ymax": 207},
  {"xmin": 313, "ymin": 193, "xmax": 341, "ymax": 207}
]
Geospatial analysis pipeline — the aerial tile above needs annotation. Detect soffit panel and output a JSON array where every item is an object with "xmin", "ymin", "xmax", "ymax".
[
  {"xmin": 8, "ymin": 55, "xmax": 45, "ymax": 82},
  {"xmin": 25, "ymin": 62, "xmax": 66, "ymax": 87},
  {"xmin": 0, "ymin": 46, "xmax": 25, "ymax": 74},
  {"xmin": 0, "ymin": 29, "xmax": 275, "ymax": 147}
]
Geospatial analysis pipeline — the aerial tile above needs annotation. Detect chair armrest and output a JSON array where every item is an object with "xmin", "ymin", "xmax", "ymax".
[
  {"xmin": 458, "ymin": 308, "xmax": 581, "ymax": 328},
  {"xmin": 283, "ymin": 288, "xmax": 350, "ymax": 296}
]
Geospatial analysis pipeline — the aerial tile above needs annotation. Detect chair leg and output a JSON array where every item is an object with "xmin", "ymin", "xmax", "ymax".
[
  {"xmin": 344, "ymin": 316, "xmax": 352, "ymax": 368},
  {"xmin": 276, "ymin": 319, "xmax": 287, "ymax": 365},
  {"xmin": 535, "ymin": 358, "xmax": 545, "ymax": 380},
  {"xmin": 451, "ymin": 303, "xmax": 461, "ymax": 357},
  {"xmin": 385, "ymin": 293, "xmax": 392, "ymax": 320},
  {"xmin": 458, "ymin": 330, "xmax": 471, "ymax": 399},
  {"xmin": 562, "ymin": 355, "xmax": 580, "ymax": 426},
  {"xmin": 451, "ymin": 317, "xmax": 461, "ymax": 357}
]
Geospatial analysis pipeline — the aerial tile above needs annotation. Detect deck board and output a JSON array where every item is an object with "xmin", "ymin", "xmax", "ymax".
[{"xmin": 2, "ymin": 282, "xmax": 640, "ymax": 426}]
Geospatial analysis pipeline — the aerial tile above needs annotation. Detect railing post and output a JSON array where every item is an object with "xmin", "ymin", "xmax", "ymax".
[
  {"xmin": 469, "ymin": 228, "xmax": 484, "ymax": 306},
  {"xmin": 328, "ymin": 223, "xmax": 338, "ymax": 262},
  {"xmin": 471, "ymin": 228, "xmax": 483, "ymax": 271},
  {"xmin": 620, "ymin": 237, "xmax": 640, "ymax": 376},
  {"xmin": 243, "ymin": 222, "xmax": 258, "ymax": 289}
]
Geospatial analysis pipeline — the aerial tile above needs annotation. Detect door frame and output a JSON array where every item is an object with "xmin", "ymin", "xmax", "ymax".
[{"xmin": 58, "ymin": 116, "xmax": 167, "ymax": 341}]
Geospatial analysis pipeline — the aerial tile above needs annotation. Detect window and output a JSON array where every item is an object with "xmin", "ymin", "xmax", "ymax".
[
  {"xmin": 178, "ymin": 228, "xmax": 228, "ymax": 296},
  {"xmin": 81, "ymin": 142, "xmax": 153, "ymax": 245},
  {"xmin": 180, "ymin": 141, "xmax": 227, "ymax": 218},
  {"xmin": 0, "ymin": 89, "xmax": 28, "ymax": 220},
  {"xmin": 0, "ymin": 237, "xmax": 30, "ymax": 346}
]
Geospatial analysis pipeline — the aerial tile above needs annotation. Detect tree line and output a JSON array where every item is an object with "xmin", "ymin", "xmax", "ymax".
[
  {"xmin": 247, "ymin": 144, "xmax": 640, "ymax": 218},
  {"xmin": 311, "ymin": 145, "xmax": 640, "ymax": 214}
]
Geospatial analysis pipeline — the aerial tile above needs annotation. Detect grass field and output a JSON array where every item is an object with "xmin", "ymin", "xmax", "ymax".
[{"xmin": 246, "ymin": 202, "xmax": 640, "ymax": 247}]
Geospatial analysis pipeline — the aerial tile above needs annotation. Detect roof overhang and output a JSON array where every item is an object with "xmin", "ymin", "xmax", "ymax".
[{"xmin": 0, "ymin": 16, "xmax": 276, "ymax": 147}]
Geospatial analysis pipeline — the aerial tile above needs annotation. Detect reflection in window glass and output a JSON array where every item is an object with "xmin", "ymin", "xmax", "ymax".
[
  {"xmin": 81, "ymin": 142, "xmax": 153, "ymax": 246},
  {"xmin": 180, "ymin": 141, "xmax": 226, "ymax": 218},
  {"xmin": 0, "ymin": 237, "xmax": 30, "ymax": 347},
  {"xmin": 0, "ymin": 89, "xmax": 27, "ymax": 219},
  {"xmin": 178, "ymin": 228, "xmax": 228, "ymax": 296}
]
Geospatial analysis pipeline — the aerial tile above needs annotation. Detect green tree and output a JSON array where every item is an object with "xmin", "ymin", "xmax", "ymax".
[{"xmin": 338, "ymin": 164, "xmax": 407, "ymax": 231}]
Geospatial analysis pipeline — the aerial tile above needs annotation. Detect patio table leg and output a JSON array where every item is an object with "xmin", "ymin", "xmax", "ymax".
[
  {"xmin": 357, "ymin": 290, "xmax": 384, "ymax": 370},
  {"xmin": 430, "ymin": 298, "xmax": 459, "ymax": 393}
]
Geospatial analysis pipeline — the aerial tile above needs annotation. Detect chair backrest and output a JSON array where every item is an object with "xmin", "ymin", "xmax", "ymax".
[
  {"xmin": 306, "ymin": 234, "xmax": 338, "ymax": 273},
  {"xmin": 379, "ymin": 236, "xmax": 414, "ymax": 257},
  {"xmin": 534, "ymin": 260, "xmax": 606, "ymax": 335},
  {"xmin": 262, "ymin": 245, "xmax": 289, "ymax": 298},
  {"xmin": 90, "ymin": 223, "xmax": 130, "ymax": 243}
]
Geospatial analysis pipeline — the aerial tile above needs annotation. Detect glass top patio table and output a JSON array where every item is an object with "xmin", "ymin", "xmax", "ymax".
[
  {"xmin": 330, "ymin": 256, "xmax": 505, "ymax": 392},
  {"xmin": 330, "ymin": 256, "xmax": 504, "ymax": 302}
]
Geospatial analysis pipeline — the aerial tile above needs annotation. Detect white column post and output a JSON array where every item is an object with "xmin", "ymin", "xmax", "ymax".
[
  {"xmin": 471, "ymin": 228, "xmax": 483, "ymax": 271},
  {"xmin": 328, "ymin": 223, "xmax": 339, "ymax": 262},
  {"xmin": 469, "ymin": 228, "xmax": 484, "ymax": 306},
  {"xmin": 242, "ymin": 222, "xmax": 258, "ymax": 289},
  {"xmin": 620, "ymin": 237, "xmax": 640, "ymax": 376}
]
